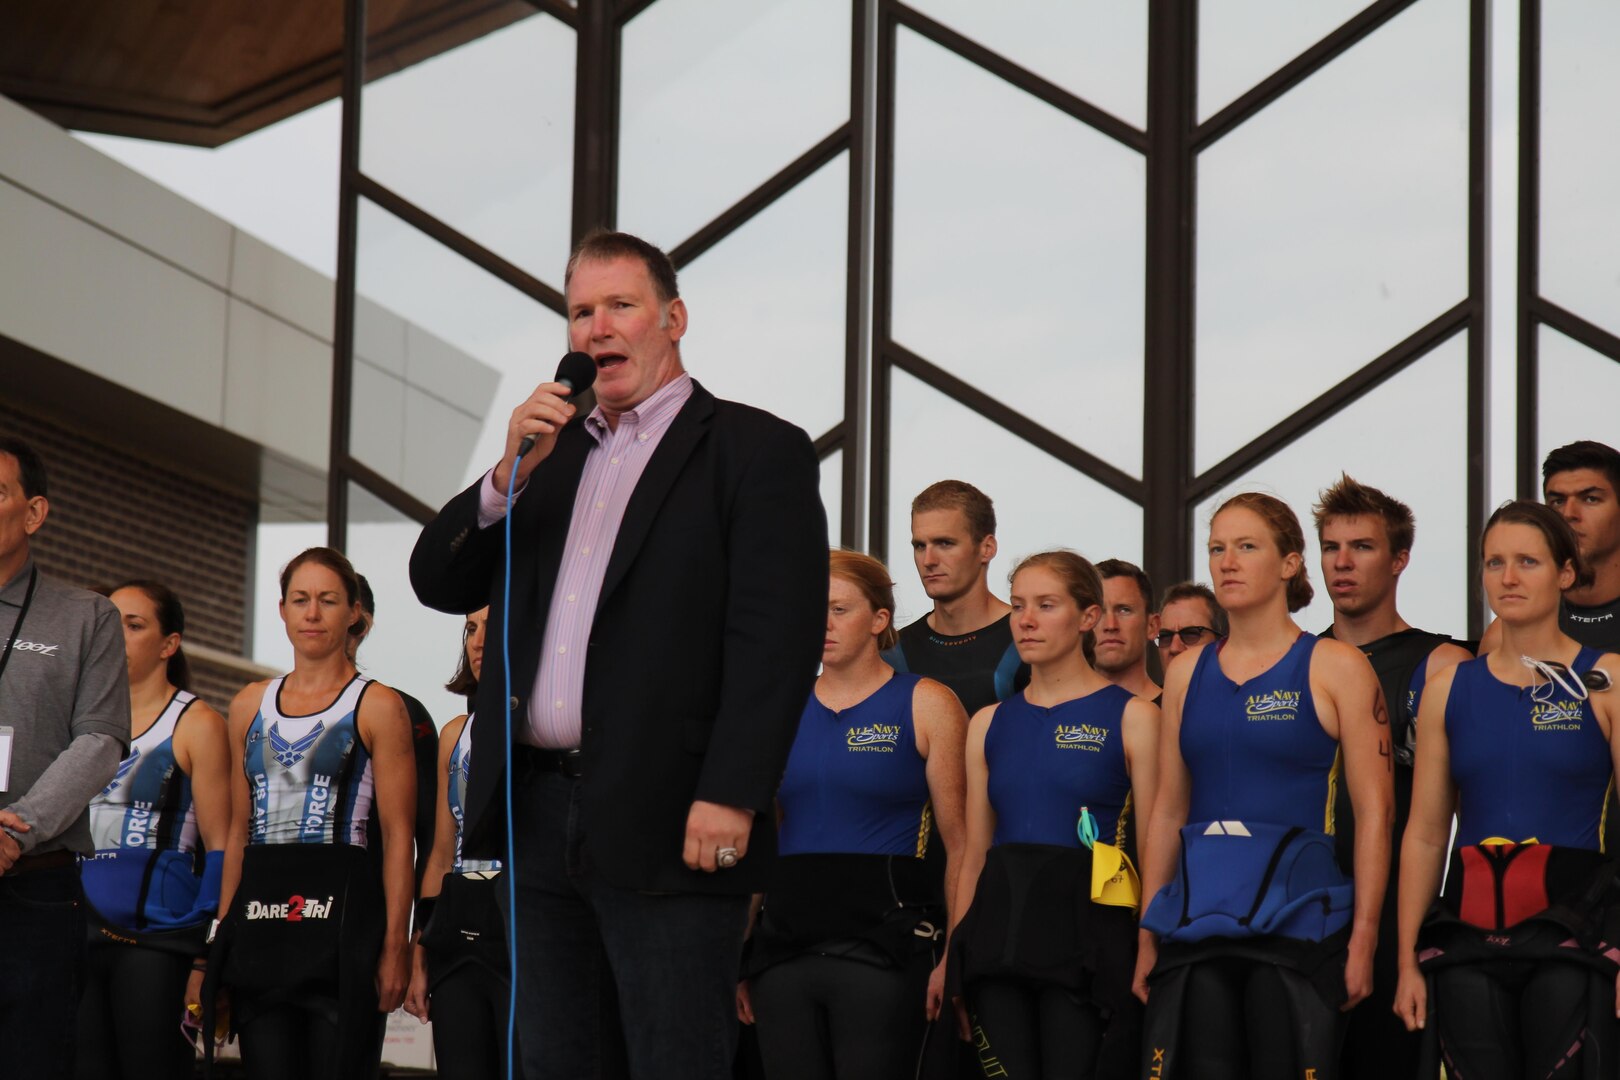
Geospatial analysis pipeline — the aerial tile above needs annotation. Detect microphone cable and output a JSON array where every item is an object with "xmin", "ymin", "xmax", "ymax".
[
  {"xmin": 498, "ymin": 359, "xmax": 594, "ymax": 1080},
  {"xmin": 502, "ymin": 450, "xmax": 523, "ymax": 1080}
]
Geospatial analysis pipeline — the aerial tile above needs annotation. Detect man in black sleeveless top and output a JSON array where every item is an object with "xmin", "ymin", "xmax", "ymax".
[
  {"xmin": 884, "ymin": 481, "xmax": 1027, "ymax": 717},
  {"xmin": 1312, "ymin": 475, "xmax": 1470, "ymax": 1080},
  {"xmin": 1544, "ymin": 441, "xmax": 1620, "ymax": 650},
  {"xmin": 883, "ymin": 481, "xmax": 1028, "ymax": 1079}
]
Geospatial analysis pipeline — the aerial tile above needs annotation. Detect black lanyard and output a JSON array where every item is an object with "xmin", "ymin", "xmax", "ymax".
[{"xmin": 0, "ymin": 567, "xmax": 40, "ymax": 697}]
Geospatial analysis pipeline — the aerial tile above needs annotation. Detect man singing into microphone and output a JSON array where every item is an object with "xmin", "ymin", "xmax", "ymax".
[{"xmin": 411, "ymin": 230, "xmax": 826, "ymax": 1080}]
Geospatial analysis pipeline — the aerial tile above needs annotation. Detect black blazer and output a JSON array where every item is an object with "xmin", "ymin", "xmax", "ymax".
[{"xmin": 410, "ymin": 381, "xmax": 827, "ymax": 893}]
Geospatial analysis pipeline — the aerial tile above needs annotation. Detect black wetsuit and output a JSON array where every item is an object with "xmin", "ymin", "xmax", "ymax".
[
  {"xmin": 884, "ymin": 615, "xmax": 1029, "ymax": 717},
  {"xmin": 1321, "ymin": 626, "xmax": 1454, "ymax": 1080},
  {"xmin": 1559, "ymin": 598, "xmax": 1620, "ymax": 869},
  {"xmin": 882, "ymin": 616, "xmax": 1029, "ymax": 1080},
  {"xmin": 1562, "ymin": 594, "xmax": 1620, "ymax": 653},
  {"xmin": 748, "ymin": 675, "xmax": 940, "ymax": 1080},
  {"xmin": 952, "ymin": 687, "xmax": 1142, "ymax": 1080},
  {"xmin": 422, "ymin": 715, "xmax": 509, "ymax": 1080},
  {"xmin": 1417, "ymin": 648, "xmax": 1618, "ymax": 1080},
  {"xmin": 366, "ymin": 690, "xmax": 437, "ymax": 890},
  {"xmin": 212, "ymin": 676, "xmax": 389, "ymax": 1080},
  {"xmin": 1144, "ymin": 634, "xmax": 1351, "ymax": 1080}
]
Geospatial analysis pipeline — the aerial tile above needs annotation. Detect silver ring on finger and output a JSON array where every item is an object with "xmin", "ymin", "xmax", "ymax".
[{"xmin": 716, "ymin": 846, "xmax": 740, "ymax": 869}]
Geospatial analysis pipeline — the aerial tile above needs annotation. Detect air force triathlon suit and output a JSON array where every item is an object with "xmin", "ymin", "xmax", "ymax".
[
  {"xmin": 78, "ymin": 690, "xmax": 222, "ymax": 1080},
  {"xmin": 84, "ymin": 691, "xmax": 212, "ymax": 926},
  {"xmin": 210, "ymin": 674, "xmax": 388, "ymax": 1080},
  {"xmin": 244, "ymin": 675, "xmax": 375, "ymax": 846},
  {"xmin": 748, "ymin": 673, "xmax": 939, "ymax": 1080},
  {"xmin": 419, "ymin": 713, "xmax": 510, "ymax": 1080},
  {"xmin": 1143, "ymin": 633, "xmax": 1354, "ymax": 1080},
  {"xmin": 447, "ymin": 716, "xmax": 500, "ymax": 875},
  {"xmin": 1414, "ymin": 648, "xmax": 1620, "ymax": 1080},
  {"xmin": 949, "ymin": 685, "xmax": 1142, "ymax": 1080}
]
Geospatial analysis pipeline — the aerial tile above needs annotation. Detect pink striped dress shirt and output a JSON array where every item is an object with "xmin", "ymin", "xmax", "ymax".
[{"xmin": 477, "ymin": 372, "xmax": 694, "ymax": 748}]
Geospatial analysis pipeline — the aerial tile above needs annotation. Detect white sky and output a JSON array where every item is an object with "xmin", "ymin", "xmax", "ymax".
[{"xmin": 74, "ymin": 0, "xmax": 1620, "ymax": 723}]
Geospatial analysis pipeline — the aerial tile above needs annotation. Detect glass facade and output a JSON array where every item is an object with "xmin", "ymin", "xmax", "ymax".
[
  {"xmin": 311, "ymin": 0, "xmax": 1586, "ymax": 691},
  {"xmin": 1521, "ymin": 0, "xmax": 1620, "ymax": 496}
]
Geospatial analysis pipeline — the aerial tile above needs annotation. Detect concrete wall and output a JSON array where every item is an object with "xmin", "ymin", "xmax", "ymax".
[{"xmin": 0, "ymin": 93, "xmax": 499, "ymax": 520}]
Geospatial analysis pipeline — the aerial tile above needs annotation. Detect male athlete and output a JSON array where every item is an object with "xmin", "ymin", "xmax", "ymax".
[
  {"xmin": 884, "ymin": 481, "xmax": 1027, "ymax": 716},
  {"xmin": 1312, "ymin": 474, "xmax": 1470, "ymax": 1080},
  {"xmin": 1481, "ymin": 440, "xmax": 1620, "ymax": 654},
  {"xmin": 1095, "ymin": 559, "xmax": 1160, "ymax": 702}
]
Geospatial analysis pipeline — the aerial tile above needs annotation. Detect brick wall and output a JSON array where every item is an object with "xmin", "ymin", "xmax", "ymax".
[{"xmin": 0, "ymin": 399, "xmax": 259, "ymax": 713}]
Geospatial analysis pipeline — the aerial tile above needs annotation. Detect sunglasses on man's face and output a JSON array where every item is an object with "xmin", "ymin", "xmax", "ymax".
[{"xmin": 1156, "ymin": 626, "xmax": 1215, "ymax": 648}]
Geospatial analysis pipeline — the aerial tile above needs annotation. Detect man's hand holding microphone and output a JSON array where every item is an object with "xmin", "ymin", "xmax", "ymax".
[{"xmin": 493, "ymin": 351, "xmax": 597, "ymax": 491}]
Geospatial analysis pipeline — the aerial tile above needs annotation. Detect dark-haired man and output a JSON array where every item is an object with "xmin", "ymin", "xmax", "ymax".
[
  {"xmin": 1312, "ymin": 474, "xmax": 1469, "ymax": 1080},
  {"xmin": 1155, "ymin": 582, "xmax": 1226, "ymax": 669},
  {"xmin": 1095, "ymin": 559, "xmax": 1160, "ymax": 702},
  {"xmin": 412, "ymin": 230, "xmax": 825, "ymax": 1080},
  {"xmin": 0, "ymin": 437, "xmax": 130, "ymax": 1079},
  {"xmin": 884, "ymin": 480, "xmax": 1027, "ymax": 716},
  {"xmin": 1542, "ymin": 440, "xmax": 1620, "ymax": 648}
]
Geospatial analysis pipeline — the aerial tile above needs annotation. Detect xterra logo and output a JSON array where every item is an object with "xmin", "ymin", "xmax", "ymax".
[{"xmin": 244, "ymin": 894, "xmax": 336, "ymax": 922}]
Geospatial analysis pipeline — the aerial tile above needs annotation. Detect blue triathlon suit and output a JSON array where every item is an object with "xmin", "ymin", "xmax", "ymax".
[
  {"xmin": 446, "ymin": 714, "xmax": 500, "ymax": 873},
  {"xmin": 1182, "ymin": 633, "xmax": 1339, "ymax": 831},
  {"xmin": 778, "ymin": 673, "xmax": 931, "ymax": 857},
  {"xmin": 84, "ymin": 690, "xmax": 207, "ymax": 929},
  {"xmin": 1447, "ymin": 648, "xmax": 1614, "ymax": 850},
  {"xmin": 985, "ymin": 684, "xmax": 1134, "ymax": 848}
]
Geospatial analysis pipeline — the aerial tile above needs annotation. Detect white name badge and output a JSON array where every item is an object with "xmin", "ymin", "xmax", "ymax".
[{"xmin": 0, "ymin": 726, "xmax": 12, "ymax": 792}]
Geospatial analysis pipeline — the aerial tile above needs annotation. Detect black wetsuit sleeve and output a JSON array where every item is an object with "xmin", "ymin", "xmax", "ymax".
[{"xmin": 403, "ymin": 694, "xmax": 439, "ymax": 889}]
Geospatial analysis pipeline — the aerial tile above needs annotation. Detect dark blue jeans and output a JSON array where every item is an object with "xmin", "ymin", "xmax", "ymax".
[
  {"xmin": 500, "ymin": 770, "xmax": 751, "ymax": 1080},
  {"xmin": 0, "ymin": 862, "xmax": 86, "ymax": 1080}
]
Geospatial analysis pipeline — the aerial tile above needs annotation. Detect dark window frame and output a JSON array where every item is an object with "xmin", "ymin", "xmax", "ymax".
[{"xmin": 329, "ymin": 0, "xmax": 1494, "ymax": 634}]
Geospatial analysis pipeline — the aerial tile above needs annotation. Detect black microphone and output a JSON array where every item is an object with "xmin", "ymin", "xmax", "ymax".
[{"xmin": 517, "ymin": 351, "xmax": 597, "ymax": 457}]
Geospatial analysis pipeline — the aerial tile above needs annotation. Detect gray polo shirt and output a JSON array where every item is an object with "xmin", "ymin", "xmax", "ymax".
[{"xmin": 0, "ymin": 557, "xmax": 130, "ymax": 854}]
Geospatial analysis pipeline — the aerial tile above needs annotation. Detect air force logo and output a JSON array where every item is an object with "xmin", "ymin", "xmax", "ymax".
[
  {"xmin": 269, "ymin": 721, "xmax": 325, "ymax": 769},
  {"xmin": 102, "ymin": 748, "xmax": 141, "ymax": 796}
]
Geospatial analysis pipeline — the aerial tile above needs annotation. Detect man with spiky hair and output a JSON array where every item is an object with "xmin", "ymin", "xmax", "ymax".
[{"xmin": 1312, "ymin": 473, "xmax": 1470, "ymax": 1080}]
